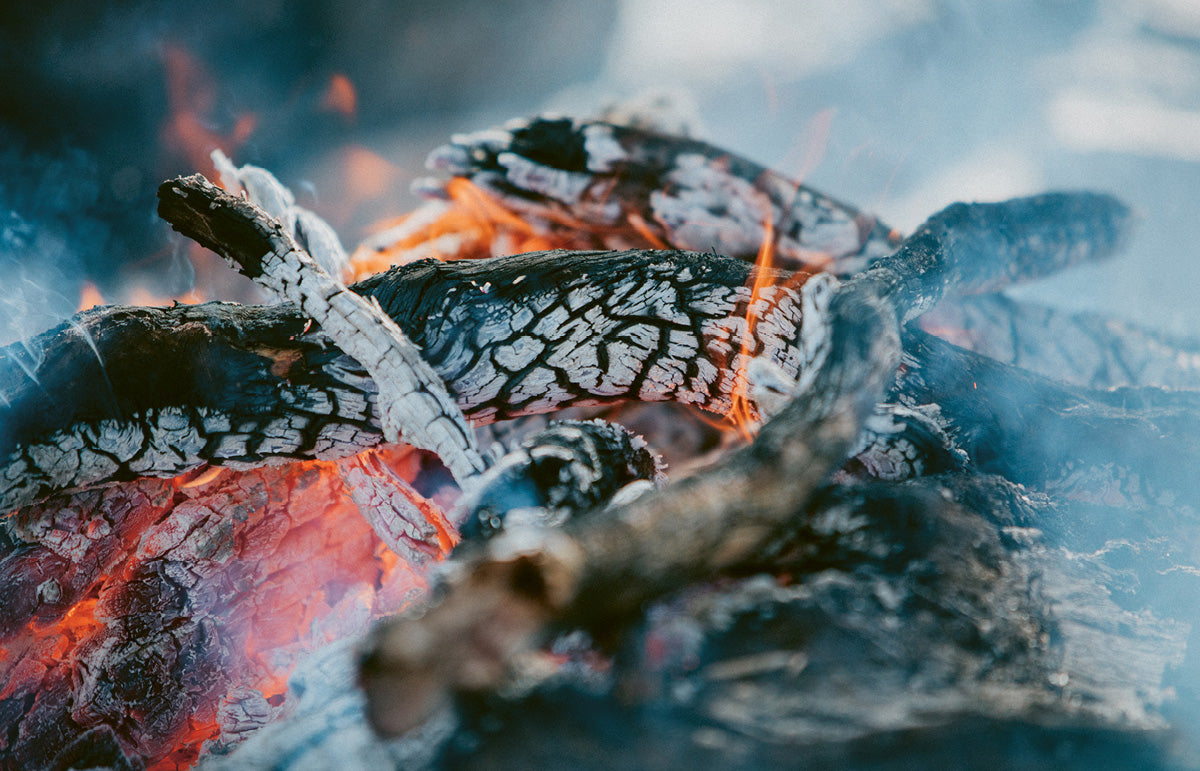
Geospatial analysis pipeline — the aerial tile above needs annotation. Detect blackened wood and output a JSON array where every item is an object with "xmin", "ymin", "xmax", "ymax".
[
  {"xmin": 858, "ymin": 192, "xmax": 1130, "ymax": 322},
  {"xmin": 897, "ymin": 328, "xmax": 1200, "ymax": 503},
  {"xmin": 423, "ymin": 116, "xmax": 902, "ymax": 274},
  {"xmin": 921, "ymin": 293, "xmax": 1200, "ymax": 390},
  {"xmin": 0, "ymin": 250, "xmax": 823, "ymax": 511},
  {"xmin": 359, "ymin": 278, "xmax": 902, "ymax": 736},
  {"xmin": 424, "ymin": 118, "xmax": 1130, "ymax": 296},
  {"xmin": 453, "ymin": 419, "xmax": 662, "ymax": 540},
  {"xmin": 0, "ymin": 301, "xmax": 382, "ymax": 512},
  {"xmin": 160, "ymin": 175, "xmax": 489, "ymax": 483}
]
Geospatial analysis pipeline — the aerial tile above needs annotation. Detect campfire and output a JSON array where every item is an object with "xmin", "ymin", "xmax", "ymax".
[{"xmin": 2, "ymin": 113, "xmax": 1199, "ymax": 770}]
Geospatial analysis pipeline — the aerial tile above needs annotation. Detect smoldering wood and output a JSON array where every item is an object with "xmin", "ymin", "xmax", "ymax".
[
  {"xmin": 0, "ymin": 188, "xmax": 1132, "ymax": 513},
  {"xmin": 210, "ymin": 148, "xmax": 351, "ymax": 281},
  {"xmin": 452, "ymin": 419, "xmax": 663, "ymax": 541},
  {"xmin": 418, "ymin": 117, "xmax": 1127, "ymax": 287},
  {"xmin": 0, "ymin": 248, "xmax": 821, "ymax": 512},
  {"xmin": 855, "ymin": 192, "xmax": 1129, "ymax": 322},
  {"xmin": 0, "ymin": 115, "xmax": 1188, "ymax": 771},
  {"xmin": 360, "ymin": 276, "xmax": 902, "ymax": 736},
  {"xmin": 0, "ymin": 444, "xmax": 427, "ymax": 771},
  {"xmin": 245, "ymin": 470, "xmax": 1191, "ymax": 770},
  {"xmin": 921, "ymin": 293, "xmax": 1200, "ymax": 390},
  {"xmin": 160, "ymin": 174, "xmax": 488, "ymax": 484},
  {"xmin": 414, "ymin": 113, "xmax": 1182, "ymax": 399},
  {"xmin": 897, "ymin": 327, "xmax": 1200, "ymax": 504},
  {"xmin": 429, "ymin": 479, "xmax": 1189, "ymax": 770},
  {"xmin": 420, "ymin": 116, "xmax": 903, "ymax": 275},
  {"xmin": 353, "ymin": 183, "xmax": 1186, "ymax": 754}
]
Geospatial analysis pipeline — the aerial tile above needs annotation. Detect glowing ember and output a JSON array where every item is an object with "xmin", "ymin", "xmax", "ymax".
[
  {"xmin": 159, "ymin": 45, "xmax": 258, "ymax": 183},
  {"xmin": 320, "ymin": 74, "xmax": 358, "ymax": 121},
  {"xmin": 0, "ymin": 447, "xmax": 439, "ymax": 769}
]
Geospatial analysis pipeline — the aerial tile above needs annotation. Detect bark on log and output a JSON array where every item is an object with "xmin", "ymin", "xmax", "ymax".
[
  {"xmin": 921, "ymin": 293, "xmax": 1200, "ymax": 390},
  {"xmin": 419, "ymin": 116, "xmax": 902, "ymax": 274},
  {"xmin": 897, "ymin": 327, "xmax": 1200, "ymax": 504},
  {"xmin": 360, "ymin": 275, "xmax": 903, "ymax": 735},
  {"xmin": 160, "ymin": 174, "xmax": 488, "ymax": 483},
  {"xmin": 0, "ymin": 249, "xmax": 826, "ymax": 511},
  {"xmin": 1, "ymin": 185, "xmax": 1132, "ymax": 512}
]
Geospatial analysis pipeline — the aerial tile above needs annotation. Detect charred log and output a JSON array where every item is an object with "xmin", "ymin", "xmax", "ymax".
[
  {"xmin": 453, "ymin": 419, "xmax": 663, "ymax": 541},
  {"xmin": 0, "ymin": 301, "xmax": 382, "ymax": 511},
  {"xmin": 359, "ymin": 274, "xmax": 903, "ymax": 735},
  {"xmin": 417, "ymin": 116, "xmax": 902, "ymax": 275},
  {"xmin": 0, "ymin": 249, "xmax": 828, "ymax": 511},
  {"xmin": 252, "ymin": 472, "xmax": 1189, "ymax": 770},
  {"xmin": 921, "ymin": 293, "xmax": 1200, "ymax": 390},
  {"xmin": 897, "ymin": 327, "xmax": 1200, "ymax": 505},
  {"xmin": 160, "ymin": 174, "xmax": 489, "ymax": 484},
  {"xmin": 1, "ymin": 186, "xmax": 1131, "ymax": 512}
]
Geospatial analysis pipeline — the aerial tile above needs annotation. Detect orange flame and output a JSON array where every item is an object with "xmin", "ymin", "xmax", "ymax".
[
  {"xmin": 77, "ymin": 281, "xmax": 106, "ymax": 312},
  {"xmin": 160, "ymin": 44, "xmax": 258, "ymax": 181},
  {"xmin": 725, "ymin": 205, "xmax": 777, "ymax": 440},
  {"xmin": 77, "ymin": 279, "xmax": 205, "ymax": 313},
  {"xmin": 321, "ymin": 73, "xmax": 358, "ymax": 120},
  {"xmin": 349, "ymin": 177, "xmax": 563, "ymax": 277},
  {"xmin": 349, "ymin": 177, "xmax": 676, "ymax": 278}
]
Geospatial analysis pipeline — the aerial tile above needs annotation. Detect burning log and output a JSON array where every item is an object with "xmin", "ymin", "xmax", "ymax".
[
  {"xmin": 158, "ymin": 174, "xmax": 489, "ymax": 485},
  {"xmin": 921, "ymin": 293, "xmax": 1200, "ymax": 390},
  {"xmin": 411, "ymin": 116, "xmax": 903, "ymax": 275},
  {"xmin": 2, "ymin": 113, "xmax": 1197, "ymax": 770},
  {"xmin": 352, "ymin": 186, "xmax": 1147, "ymax": 740},
  {"xmin": 1, "ymin": 177, "xmax": 1127, "ymax": 512}
]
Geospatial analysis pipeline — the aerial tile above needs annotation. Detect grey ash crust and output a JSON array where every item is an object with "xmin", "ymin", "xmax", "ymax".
[{"xmin": 0, "ymin": 249, "xmax": 776, "ymax": 510}]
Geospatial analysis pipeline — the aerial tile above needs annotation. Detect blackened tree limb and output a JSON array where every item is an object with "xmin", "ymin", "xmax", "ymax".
[
  {"xmin": 420, "ymin": 117, "xmax": 1128, "ymax": 290},
  {"xmin": 359, "ymin": 280, "xmax": 902, "ymax": 736},
  {"xmin": 921, "ymin": 293, "xmax": 1200, "ymax": 390},
  {"xmin": 897, "ymin": 327, "xmax": 1200, "ymax": 504},
  {"xmin": 0, "ymin": 301, "xmax": 381, "ymax": 513},
  {"xmin": 0, "ymin": 191, "xmax": 1141, "ymax": 512},
  {"xmin": 160, "ymin": 175, "xmax": 489, "ymax": 484},
  {"xmin": 420, "ymin": 116, "xmax": 902, "ymax": 275},
  {"xmin": 856, "ymin": 192, "xmax": 1130, "ymax": 322},
  {"xmin": 0, "ymin": 249, "xmax": 822, "ymax": 512}
]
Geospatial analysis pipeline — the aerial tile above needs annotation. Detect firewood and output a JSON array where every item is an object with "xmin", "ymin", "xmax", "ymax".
[
  {"xmin": 897, "ymin": 328, "xmax": 1200, "ymax": 505},
  {"xmin": 159, "ymin": 174, "xmax": 488, "ymax": 485},
  {"xmin": 0, "ymin": 186, "xmax": 1129, "ymax": 513},
  {"xmin": 922, "ymin": 293, "xmax": 1200, "ymax": 390},
  {"xmin": 1, "ymin": 113, "xmax": 1189, "ymax": 770},
  {"xmin": 360, "ymin": 276, "xmax": 902, "ymax": 735}
]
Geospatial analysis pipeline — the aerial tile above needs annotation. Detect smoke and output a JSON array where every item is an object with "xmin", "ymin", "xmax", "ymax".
[{"xmin": 0, "ymin": 132, "xmax": 110, "ymax": 347}]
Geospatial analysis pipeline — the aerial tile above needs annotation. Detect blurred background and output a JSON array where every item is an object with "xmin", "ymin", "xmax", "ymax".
[{"xmin": 2, "ymin": 0, "xmax": 1199, "ymax": 334}]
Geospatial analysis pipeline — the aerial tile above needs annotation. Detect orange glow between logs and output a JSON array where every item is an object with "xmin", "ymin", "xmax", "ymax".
[
  {"xmin": 321, "ymin": 73, "xmax": 358, "ymax": 120},
  {"xmin": 160, "ymin": 44, "xmax": 257, "ymax": 182}
]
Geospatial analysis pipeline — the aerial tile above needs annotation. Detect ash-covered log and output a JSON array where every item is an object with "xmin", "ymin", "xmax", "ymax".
[
  {"xmin": 0, "ymin": 182, "xmax": 1129, "ymax": 512},
  {"xmin": 4, "ymin": 113, "xmax": 1198, "ymax": 771}
]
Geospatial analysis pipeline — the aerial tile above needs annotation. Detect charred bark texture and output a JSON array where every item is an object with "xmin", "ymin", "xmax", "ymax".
[
  {"xmin": 0, "ymin": 249, "xmax": 826, "ymax": 511},
  {"xmin": 0, "ymin": 301, "xmax": 381, "ymax": 511},
  {"xmin": 921, "ymin": 293, "xmax": 1200, "ymax": 390},
  {"xmin": 359, "ymin": 276, "xmax": 903, "ymax": 735},
  {"xmin": 160, "ymin": 174, "xmax": 488, "ymax": 483},
  {"xmin": 897, "ymin": 327, "xmax": 1200, "ymax": 505},
  {"xmin": 2, "ymin": 185, "xmax": 1132, "ymax": 512},
  {"xmin": 421, "ymin": 117, "xmax": 902, "ymax": 274}
]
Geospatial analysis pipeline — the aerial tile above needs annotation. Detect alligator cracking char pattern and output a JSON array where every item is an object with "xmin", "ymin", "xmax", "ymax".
[
  {"xmin": 0, "ymin": 250, "xmax": 831, "ymax": 512},
  {"xmin": 421, "ymin": 117, "xmax": 901, "ymax": 274}
]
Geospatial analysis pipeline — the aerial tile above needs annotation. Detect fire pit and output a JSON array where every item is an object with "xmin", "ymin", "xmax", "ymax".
[{"xmin": 2, "ymin": 110, "xmax": 1199, "ymax": 770}]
